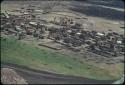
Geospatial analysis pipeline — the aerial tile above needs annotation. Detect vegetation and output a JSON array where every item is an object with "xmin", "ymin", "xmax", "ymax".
[{"xmin": 1, "ymin": 36, "xmax": 123, "ymax": 80}]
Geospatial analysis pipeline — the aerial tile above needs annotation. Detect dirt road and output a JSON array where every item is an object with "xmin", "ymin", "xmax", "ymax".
[{"xmin": 1, "ymin": 63, "xmax": 116, "ymax": 84}]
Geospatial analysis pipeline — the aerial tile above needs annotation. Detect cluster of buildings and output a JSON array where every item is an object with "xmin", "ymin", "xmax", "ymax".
[
  {"xmin": 1, "ymin": 7, "xmax": 124, "ymax": 57},
  {"xmin": 48, "ymin": 21, "xmax": 124, "ymax": 56}
]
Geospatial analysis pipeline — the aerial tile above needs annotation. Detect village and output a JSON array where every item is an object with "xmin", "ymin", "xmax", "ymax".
[
  {"xmin": 1, "ymin": 5, "xmax": 124, "ymax": 58},
  {"xmin": 1, "ymin": 0, "xmax": 124, "ymax": 84}
]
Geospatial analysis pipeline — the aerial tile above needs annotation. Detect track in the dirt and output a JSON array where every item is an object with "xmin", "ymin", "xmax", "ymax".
[{"xmin": 1, "ymin": 63, "xmax": 116, "ymax": 84}]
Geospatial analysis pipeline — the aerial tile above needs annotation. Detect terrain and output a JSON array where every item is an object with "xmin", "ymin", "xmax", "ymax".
[
  {"xmin": 1, "ymin": 0, "xmax": 124, "ymax": 84},
  {"xmin": 1, "ymin": 33, "xmax": 124, "ymax": 82},
  {"xmin": 1, "ymin": 0, "xmax": 124, "ymax": 34},
  {"xmin": 1, "ymin": 64, "xmax": 115, "ymax": 84}
]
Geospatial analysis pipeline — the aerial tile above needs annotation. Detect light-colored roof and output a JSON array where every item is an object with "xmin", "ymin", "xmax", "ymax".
[
  {"xmin": 67, "ymin": 30, "xmax": 72, "ymax": 33},
  {"xmin": 76, "ymin": 32, "xmax": 81, "ymax": 35},
  {"xmin": 97, "ymin": 32, "xmax": 104, "ymax": 36},
  {"xmin": 23, "ymin": 12, "xmax": 29, "ymax": 15},
  {"xmin": 29, "ymin": 22, "xmax": 37, "ymax": 25},
  {"xmin": 35, "ymin": 10, "xmax": 43, "ymax": 13},
  {"xmin": 8, "ymin": 11, "xmax": 22, "ymax": 16},
  {"xmin": 117, "ymin": 40, "xmax": 122, "ymax": 44}
]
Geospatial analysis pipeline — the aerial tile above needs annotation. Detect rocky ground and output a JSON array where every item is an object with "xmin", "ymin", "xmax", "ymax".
[{"xmin": 1, "ymin": 68, "xmax": 27, "ymax": 84}]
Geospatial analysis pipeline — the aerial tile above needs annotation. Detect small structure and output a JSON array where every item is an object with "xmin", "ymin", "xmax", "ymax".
[
  {"xmin": 97, "ymin": 32, "xmax": 104, "ymax": 36},
  {"xmin": 29, "ymin": 22, "xmax": 37, "ymax": 26}
]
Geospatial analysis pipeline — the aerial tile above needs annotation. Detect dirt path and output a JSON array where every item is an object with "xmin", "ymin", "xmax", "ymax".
[{"xmin": 1, "ymin": 63, "xmax": 116, "ymax": 84}]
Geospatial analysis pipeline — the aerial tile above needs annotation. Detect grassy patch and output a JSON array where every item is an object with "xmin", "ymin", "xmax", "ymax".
[{"xmin": 1, "ymin": 36, "xmax": 123, "ymax": 80}]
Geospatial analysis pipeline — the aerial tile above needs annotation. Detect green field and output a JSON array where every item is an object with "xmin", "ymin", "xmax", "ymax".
[{"xmin": 1, "ymin": 36, "xmax": 122, "ymax": 80}]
